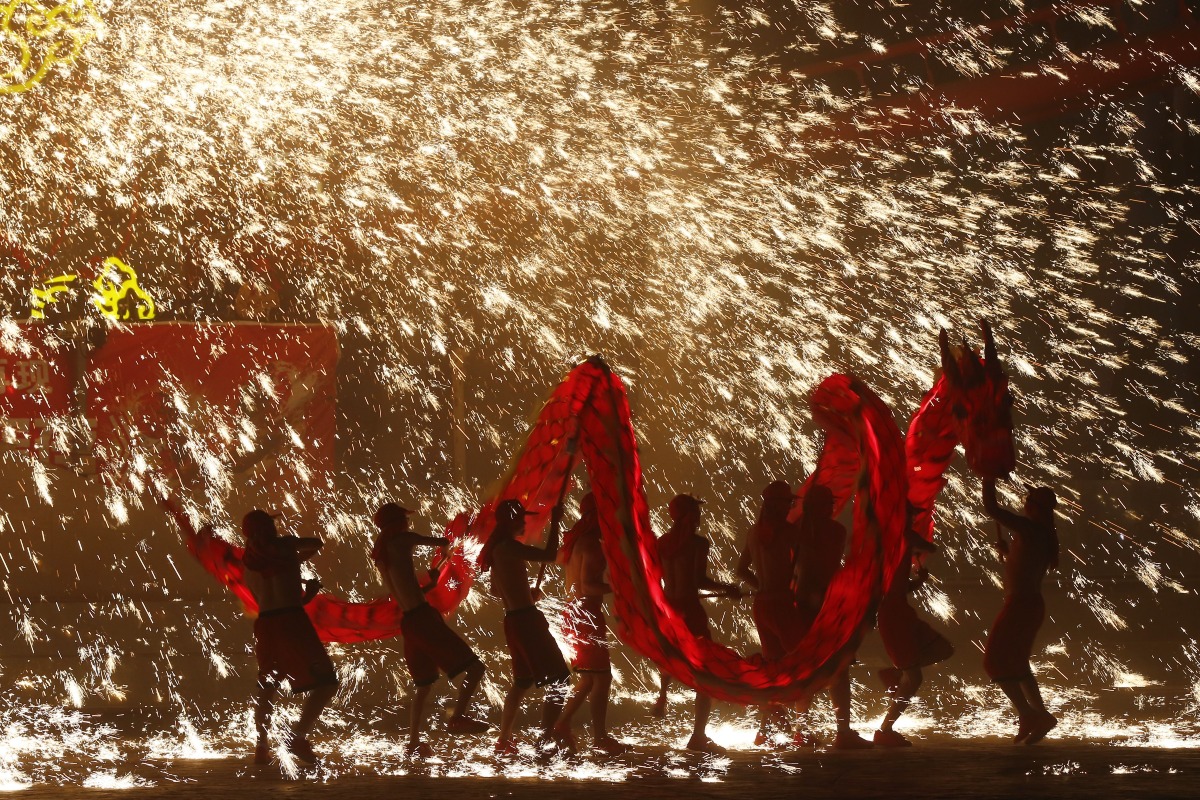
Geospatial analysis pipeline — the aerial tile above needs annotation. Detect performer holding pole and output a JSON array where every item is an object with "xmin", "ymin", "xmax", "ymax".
[
  {"xmin": 792, "ymin": 485, "xmax": 873, "ymax": 749},
  {"xmin": 371, "ymin": 502, "xmax": 488, "ymax": 759},
  {"xmin": 655, "ymin": 493, "xmax": 741, "ymax": 754},
  {"xmin": 551, "ymin": 493, "xmax": 627, "ymax": 754},
  {"xmin": 736, "ymin": 480, "xmax": 803, "ymax": 747},
  {"xmin": 981, "ymin": 478, "xmax": 1059, "ymax": 744},
  {"xmin": 481, "ymin": 499, "xmax": 571, "ymax": 757}
]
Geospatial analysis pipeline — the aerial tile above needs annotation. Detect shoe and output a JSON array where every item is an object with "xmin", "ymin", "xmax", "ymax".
[
  {"xmin": 791, "ymin": 731, "xmax": 820, "ymax": 749},
  {"xmin": 550, "ymin": 725, "xmax": 578, "ymax": 755},
  {"xmin": 253, "ymin": 739, "xmax": 271, "ymax": 765},
  {"xmin": 286, "ymin": 736, "xmax": 319, "ymax": 764},
  {"xmin": 877, "ymin": 668, "xmax": 902, "ymax": 692},
  {"xmin": 651, "ymin": 696, "xmax": 667, "ymax": 718},
  {"xmin": 446, "ymin": 716, "xmax": 490, "ymax": 734},
  {"xmin": 685, "ymin": 734, "xmax": 726, "ymax": 754},
  {"xmin": 873, "ymin": 728, "xmax": 912, "ymax": 748},
  {"xmin": 405, "ymin": 740, "xmax": 434, "ymax": 760},
  {"xmin": 1023, "ymin": 711, "xmax": 1057, "ymax": 746},
  {"xmin": 593, "ymin": 735, "xmax": 629, "ymax": 755},
  {"xmin": 833, "ymin": 729, "xmax": 874, "ymax": 750},
  {"xmin": 494, "ymin": 738, "xmax": 519, "ymax": 759}
]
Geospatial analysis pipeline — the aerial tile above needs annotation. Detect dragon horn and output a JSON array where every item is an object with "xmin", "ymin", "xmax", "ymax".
[
  {"xmin": 939, "ymin": 328, "xmax": 962, "ymax": 385},
  {"xmin": 981, "ymin": 320, "xmax": 1002, "ymax": 378}
]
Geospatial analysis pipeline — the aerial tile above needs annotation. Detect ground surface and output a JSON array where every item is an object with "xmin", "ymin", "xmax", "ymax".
[{"xmin": 16, "ymin": 739, "xmax": 1200, "ymax": 799}]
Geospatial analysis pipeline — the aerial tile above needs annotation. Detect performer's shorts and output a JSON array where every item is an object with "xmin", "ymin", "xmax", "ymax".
[
  {"xmin": 504, "ymin": 605, "xmax": 570, "ymax": 687},
  {"xmin": 565, "ymin": 596, "xmax": 611, "ymax": 674},
  {"xmin": 401, "ymin": 602, "xmax": 481, "ymax": 687},
  {"xmin": 753, "ymin": 590, "xmax": 805, "ymax": 661},
  {"xmin": 254, "ymin": 606, "xmax": 338, "ymax": 694},
  {"xmin": 983, "ymin": 593, "xmax": 1045, "ymax": 681},
  {"xmin": 877, "ymin": 593, "xmax": 950, "ymax": 670},
  {"xmin": 669, "ymin": 595, "xmax": 711, "ymax": 638}
]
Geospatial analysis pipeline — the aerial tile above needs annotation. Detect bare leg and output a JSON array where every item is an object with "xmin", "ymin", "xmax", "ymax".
[
  {"xmin": 685, "ymin": 691, "xmax": 724, "ymax": 753},
  {"xmin": 540, "ymin": 681, "xmax": 569, "ymax": 736},
  {"xmin": 881, "ymin": 667, "xmax": 922, "ymax": 732},
  {"xmin": 587, "ymin": 672, "xmax": 612, "ymax": 741},
  {"xmin": 556, "ymin": 673, "xmax": 595, "ymax": 735},
  {"xmin": 831, "ymin": 667, "xmax": 852, "ymax": 734},
  {"xmin": 1017, "ymin": 675, "xmax": 1047, "ymax": 713},
  {"xmin": 1012, "ymin": 676, "xmax": 1057, "ymax": 744},
  {"xmin": 451, "ymin": 661, "xmax": 485, "ymax": 722},
  {"xmin": 756, "ymin": 703, "xmax": 789, "ymax": 744},
  {"xmin": 652, "ymin": 673, "xmax": 668, "ymax": 717},
  {"xmin": 284, "ymin": 682, "xmax": 336, "ymax": 763},
  {"xmin": 294, "ymin": 683, "xmax": 336, "ymax": 740},
  {"xmin": 831, "ymin": 667, "xmax": 872, "ymax": 749},
  {"xmin": 498, "ymin": 682, "xmax": 530, "ymax": 750},
  {"xmin": 409, "ymin": 683, "xmax": 433, "ymax": 747},
  {"xmin": 254, "ymin": 681, "xmax": 278, "ymax": 763},
  {"xmin": 997, "ymin": 679, "xmax": 1035, "ymax": 718}
]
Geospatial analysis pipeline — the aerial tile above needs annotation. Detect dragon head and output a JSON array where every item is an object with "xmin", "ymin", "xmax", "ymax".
[{"xmin": 938, "ymin": 320, "xmax": 1016, "ymax": 479}]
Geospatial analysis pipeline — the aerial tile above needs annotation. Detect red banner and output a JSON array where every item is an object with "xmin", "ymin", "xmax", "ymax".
[{"xmin": 0, "ymin": 322, "xmax": 337, "ymax": 477}]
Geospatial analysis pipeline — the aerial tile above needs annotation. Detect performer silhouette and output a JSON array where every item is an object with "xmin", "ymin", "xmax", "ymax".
[
  {"xmin": 793, "ymin": 485, "xmax": 872, "ymax": 749},
  {"xmin": 874, "ymin": 509, "xmax": 954, "ymax": 747},
  {"xmin": 736, "ymin": 480, "xmax": 803, "ymax": 746},
  {"xmin": 656, "ymin": 494, "xmax": 740, "ymax": 753},
  {"xmin": 552, "ymin": 493, "xmax": 627, "ymax": 754},
  {"xmin": 481, "ymin": 499, "xmax": 570, "ymax": 756},
  {"xmin": 371, "ymin": 502, "xmax": 488, "ymax": 758},
  {"xmin": 982, "ymin": 478, "xmax": 1059, "ymax": 744}
]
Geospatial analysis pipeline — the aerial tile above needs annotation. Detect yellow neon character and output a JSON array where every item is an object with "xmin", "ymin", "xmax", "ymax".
[
  {"xmin": 30, "ymin": 273, "xmax": 76, "ymax": 318},
  {"xmin": 1, "ymin": 0, "xmax": 102, "ymax": 96},
  {"xmin": 31, "ymin": 257, "xmax": 156, "ymax": 320},
  {"xmin": 92, "ymin": 257, "xmax": 155, "ymax": 320}
]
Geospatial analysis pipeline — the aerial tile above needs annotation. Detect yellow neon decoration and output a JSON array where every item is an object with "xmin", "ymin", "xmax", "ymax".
[
  {"xmin": 31, "ymin": 257, "xmax": 156, "ymax": 320},
  {"xmin": 1, "ymin": 0, "xmax": 102, "ymax": 96},
  {"xmin": 30, "ymin": 273, "xmax": 75, "ymax": 318},
  {"xmin": 92, "ymin": 257, "xmax": 155, "ymax": 320}
]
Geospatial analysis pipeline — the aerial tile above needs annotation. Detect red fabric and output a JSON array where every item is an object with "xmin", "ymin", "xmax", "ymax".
[
  {"xmin": 191, "ymin": 359, "xmax": 908, "ymax": 704},
  {"xmin": 877, "ymin": 590, "xmax": 949, "ymax": 670},
  {"xmin": 667, "ymin": 593, "xmax": 711, "ymax": 639},
  {"xmin": 906, "ymin": 330, "xmax": 1016, "ymax": 545},
  {"xmin": 504, "ymin": 605, "xmax": 570, "ymax": 685},
  {"xmin": 983, "ymin": 593, "xmax": 1045, "ymax": 681},
  {"xmin": 254, "ymin": 607, "xmax": 337, "ymax": 693},
  {"xmin": 753, "ymin": 590, "xmax": 804, "ymax": 661},
  {"xmin": 565, "ymin": 596, "xmax": 611, "ymax": 673},
  {"xmin": 400, "ymin": 602, "xmax": 479, "ymax": 687},
  {"xmin": 186, "ymin": 513, "xmax": 474, "ymax": 644}
]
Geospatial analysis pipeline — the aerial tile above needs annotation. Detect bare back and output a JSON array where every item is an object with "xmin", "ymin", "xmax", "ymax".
[
  {"xmin": 662, "ymin": 535, "xmax": 707, "ymax": 603},
  {"xmin": 796, "ymin": 519, "xmax": 846, "ymax": 610},
  {"xmin": 566, "ymin": 534, "xmax": 607, "ymax": 599},
  {"xmin": 244, "ymin": 538, "xmax": 319, "ymax": 613}
]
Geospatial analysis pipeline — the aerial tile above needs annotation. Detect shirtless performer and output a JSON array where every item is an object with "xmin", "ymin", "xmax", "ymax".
[
  {"xmin": 551, "ymin": 493, "xmax": 626, "ymax": 754},
  {"xmin": 736, "ymin": 480, "xmax": 803, "ymax": 746},
  {"xmin": 241, "ymin": 509, "xmax": 339, "ymax": 764},
  {"xmin": 655, "ymin": 493, "xmax": 741, "ymax": 754},
  {"xmin": 370, "ymin": 503, "xmax": 488, "ymax": 758},
  {"xmin": 792, "ymin": 485, "xmax": 872, "ymax": 749},
  {"xmin": 481, "ymin": 499, "xmax": 571, "ymax": 756},
  {"xmin": 982, "ymin": 477, "xmax": 1059, "ymax": 745},
  {"xmin": 874, "ymin": 512, "xmax": 954, "ymax": 747}
]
